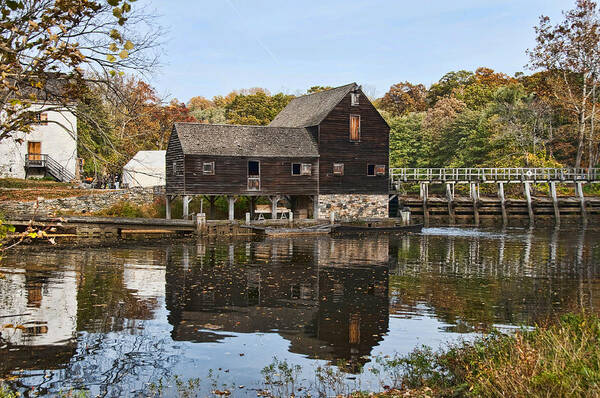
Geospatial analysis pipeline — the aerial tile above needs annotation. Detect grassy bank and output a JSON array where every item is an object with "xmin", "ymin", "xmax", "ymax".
[
  {"xmin": 1, "ymin": 312, "xmax": 598, "ymax": 397},
  {"xmin": 369, "ymin": 312, "xmax": 600, "ymax": 397}
]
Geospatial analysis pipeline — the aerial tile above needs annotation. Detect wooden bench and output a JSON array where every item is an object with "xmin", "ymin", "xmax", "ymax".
[{"xmin": 254, "ymin": 204, "xmax": 290, "ymax": 220}]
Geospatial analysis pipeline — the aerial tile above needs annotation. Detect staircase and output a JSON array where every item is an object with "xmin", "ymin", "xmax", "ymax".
[{"xmin": 25, "ymin": 154, "xmax": 76, "ymax": 182}]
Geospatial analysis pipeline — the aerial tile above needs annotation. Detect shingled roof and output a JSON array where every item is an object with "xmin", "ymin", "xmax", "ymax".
[
  {"xmin": 173, "ymin": 123, "xmax": 319, "ymax": 157},
  {"xmin": 269, "ymin": 83, "xmax": 357, "ymax": 128}
]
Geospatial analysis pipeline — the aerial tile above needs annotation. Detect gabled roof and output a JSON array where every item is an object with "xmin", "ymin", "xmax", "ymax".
[
  {"xmin": 269, "ymin": 83, "xmax": 357, "ymax": 128},
  {"xmin": 173, "ymin": 123, "xmax": 319, "ymax": 158}
]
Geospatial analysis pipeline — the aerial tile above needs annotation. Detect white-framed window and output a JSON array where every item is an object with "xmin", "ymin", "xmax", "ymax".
[
  {"xmin": 301, "ymin": 163, "xmax": 312, "ymax": 175},
  {"xmin": 367, "ymin": 164, "xmax": 375, "ymax": 176},
  {"xmin": 333, "ymin": 163, "xmax": 344, "ymax": 176},
  {"xmin": 349, "ymin": 114, "xmax": 360, "ymax": 141},
  {"xmin": 368, "ymin": 164, "xmax": 385, "ymax": 176},
  {"xmin": 203, "ymin": 161, "xmax": 215, "ymax": 175},
  {"xmin": 35, "ymin": 112, "xmax": 48, "ymax": 125},
  {"xmin": 292, "ymin": 163, "xmax": 312, "ymax": 176},
  {"xmin": 351, "ymin": 92, "xmax": 359, "ymax": 106}
]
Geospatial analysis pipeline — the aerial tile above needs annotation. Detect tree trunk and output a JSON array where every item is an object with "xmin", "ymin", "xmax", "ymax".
[{"xmin": 576, "ymin": 109, "xmax": 586, "ymax": 168}]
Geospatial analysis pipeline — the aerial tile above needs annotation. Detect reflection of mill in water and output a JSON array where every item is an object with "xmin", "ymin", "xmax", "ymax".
[{"xmin": 165, "ymin": 237, "xmax": 390, "ymax": 371}]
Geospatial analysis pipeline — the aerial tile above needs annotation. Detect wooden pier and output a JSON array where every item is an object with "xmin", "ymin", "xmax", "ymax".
[{"xmin": 390, "ymin": 168, "xmax": 600, "ymax": 226}]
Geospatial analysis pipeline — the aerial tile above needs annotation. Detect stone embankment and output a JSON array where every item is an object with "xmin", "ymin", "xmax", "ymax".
[{"xmin": 0, "ymin": 186, "xmax": 164, "ymax": 217}]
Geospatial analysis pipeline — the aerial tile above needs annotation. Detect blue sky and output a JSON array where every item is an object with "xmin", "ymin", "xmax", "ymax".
[{"xmin": 147, "ymin": 0, "xmax": 568, "ymax": 102}]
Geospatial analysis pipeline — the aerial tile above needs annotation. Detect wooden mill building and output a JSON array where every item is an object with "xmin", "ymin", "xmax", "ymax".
[{"xmin": 165, "ymin": 83, "xmax": 390, "ymax": 220}]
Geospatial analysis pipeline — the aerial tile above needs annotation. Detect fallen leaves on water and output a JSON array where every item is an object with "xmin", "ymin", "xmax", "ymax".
[{"xmin": 211, "ymin": 389, "xmax": 231, "ymax": 396}]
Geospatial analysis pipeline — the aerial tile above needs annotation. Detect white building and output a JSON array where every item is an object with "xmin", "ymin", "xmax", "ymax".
[
  {"xmin": 0, "ymin": 103, "xmax": 77, "ymax": 181},
  {"xmin": 122, "ymin": 150, "xmax": 166, "ymax": 187}
]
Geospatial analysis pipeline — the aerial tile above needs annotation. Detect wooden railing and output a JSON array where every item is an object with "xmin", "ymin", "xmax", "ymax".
[
  {"xmin": 25, "ymin": 154, "xmax": 75, "ymax": 182},
  {"xmin": 390, "ymin": 168, "xmax": 600, "ymax": 186}
]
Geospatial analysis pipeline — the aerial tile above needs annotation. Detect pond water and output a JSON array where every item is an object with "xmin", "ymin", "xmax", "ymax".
[{"xmin": 1, "ymin": 226, "xmax": 599, "ymax": 396}]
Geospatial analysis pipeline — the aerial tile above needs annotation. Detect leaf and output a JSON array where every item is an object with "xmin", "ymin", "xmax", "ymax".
[
  {"xmin": 108, "ymin": 42, "xmax": 118, "ymax": 52},
  {"xmin": 124, "ymin": 40, "xmax": 134, "ymax": 50},
  {"xmin": 107, "ymin": 54, "xmax": 116, "ymax": 62},
  {"xmin": 107, "ymin": 0, "xmax": 119, "ymax": 5},
  {"xmin": 118, "ymin": 49, "xmax": 128, "ymax": 59},
  {"xmin": 109, "ymin": 29, "xmax": 121, "ymax": 40}
]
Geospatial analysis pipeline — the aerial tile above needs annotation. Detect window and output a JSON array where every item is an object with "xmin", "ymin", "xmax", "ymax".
[
  {"xmin": 172, "ymin": 161, "xmax": 178, "ymax": 176},
  {"xmin": 367, "ymin": 164, "xmax": 375, "ymax": 176},
  {"xmin": 35, "ymin": 112, "xmax": 48, "ymax": 125},
  {"xmin": 292, "ymin": 163, "xmax": 301, "ymax": 175},
  {"xmin": 248, "ymin": 160, "xmax": 260, "ymax": 191},
  {"xmin": 301, "ymin": 163, "xmax": 312, "ymax": 175},
  {"xmin": 292, "ymin": 163, "xmax": 311, "ymax": 176},
  {"xmin": 350, "ymin": 114, "xmax": 360, "ymax": 141},
  {"xmin": 368, "ymin": 164, "xmax": 385, "ymax": 176},
  {"xmin": 248, "ymin": 161, "xmax": 260, "ymax": 176},
  {"xmin": 333, "ymin": 163, "xmax": 344, "ymax": 176},
  {"xmin": 351, "ymin": 92, "xmax": 359, "ymax": 106},
  {"xmin": 203, "ymin": 161, "xmax": 215, "ymax": 175}
]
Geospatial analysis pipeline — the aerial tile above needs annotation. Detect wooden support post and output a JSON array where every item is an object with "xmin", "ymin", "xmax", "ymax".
[
  {"xmin": 196, "ymin": 213, "xmax": 206, "ymax": 236},
  {"xmin": 204, "ymin": 195, "xmax": 217, "ymax": 220},
  {"xmin": 576, "ymin": 182, "xmax": 588, "ymax": 225},
  {"xmin": 498, "ymin": 182, "xmax": 507, "ymax": 226},
  {"xmin": 524, "ymin": 181, "xmax": 534, "ymax": 226},
  {"xmin": 249, "ymin": 196, "xmax": 256, "ymax": 220},
  {"xmin": 471, "ymin": 183, "xmax": 479, "ymax": 226},
  {"xmin": 270, "ymin": 195, "xmax": 280, "ymax": 220},
  {"xmin": 421, "ymin": 182, "xmax": 429, "ymax": 226},
  {"xmin": 182, "ymin": 195, "xmax": 191, "ymax": 220},
  {"xmin": 446, "ymin": 183, "xmax": 455, "ymax": 225},
  {"xmin": 550, "ymin": 181, "xmax": 560, "ymax": 227},
  {"xmin": 313, "ymin": 195, "xmax": 319, "ymax": 220},
  {"xmin": 227, "ymin": 196, "xmax": 237, "ymax": 221},
  {"xmin": 165, "ymin": 195, "xmax": 172, "ymax": 220},
  {"xmin": 498, "ymin": 182, "xmax": 508, "ymax": 226}
]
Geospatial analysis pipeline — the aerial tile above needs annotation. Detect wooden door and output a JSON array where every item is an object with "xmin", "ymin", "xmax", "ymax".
[{"xmin": 28, "ymin": 141, "xmax": 41, "ymax": 161}]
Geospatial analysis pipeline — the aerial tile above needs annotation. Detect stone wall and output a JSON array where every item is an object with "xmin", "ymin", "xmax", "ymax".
[
  {"xmin": 317, "ymin": 194, "xmax": 388, "ymax": 220},
  {"xmin": 0, "ymin": 186, "xmax": 164, "ymax": 217}
]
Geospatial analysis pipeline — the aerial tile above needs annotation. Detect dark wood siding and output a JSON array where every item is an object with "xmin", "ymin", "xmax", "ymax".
[
  {"xmin": 183, "ymin": 155, "xmax": 319, "ymax": 195},
  {"xmin": 317, "ymin": 90, "xmax": 389, "ymax": 194},
  {"xmin": 165, "ymin": 128, "xmax": 185, "ymax": 194}
]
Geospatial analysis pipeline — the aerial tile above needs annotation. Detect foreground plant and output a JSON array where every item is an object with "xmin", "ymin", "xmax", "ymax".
[{"xmin": 386, "ymin": 312, "xmax": 600, "ymax": 397}]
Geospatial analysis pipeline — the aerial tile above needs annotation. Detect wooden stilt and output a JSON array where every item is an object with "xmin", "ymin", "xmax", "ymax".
[
  {"xmin": 204, "ymin": 195, "xmax": 216, "ymax": 220},
  {"xmin": 498, "ymin": 182, "xmax": 507, "ymax": 226},
  {"xmin": 576, "ymin": 182, "xmax": 588, "ymax": 225},
  {"xmin": 227, "ymin": 196, "xmax": 237, "ymax": 221},
  {"xmin": 446, "ymin": 183, "xmax": 455, "ymax": 225},
  {"xmin": 270, "ymin": 195, "xmax": 280, "ymax": 219},
  {"xmin": 165, "ymin": 195, "xmax": 172, "ymax": 220},
  {"xmin": 421, "ymin": 182, "xmax": 429, "ymax": 226},
  {"xmin": 313, "ymin": 195, "xmax": 319, "ymax": 219},
  {"xmin": 471, "ymin": 183, "xmax": 479, "ymax": 226},
  {"xmin": 182, "ymin": 195, "xmax": 191, "ymax": 220},
  {"xmin": 524, "ymin": 181, "xmax": 534, "ymax": 226},
  {"xmin": 249, "ymin": 196, "xmax": 256, "ymax": 220},
  {"xmin": 550, "ymin": 181, "xmax": 560, "ymax": 227}
]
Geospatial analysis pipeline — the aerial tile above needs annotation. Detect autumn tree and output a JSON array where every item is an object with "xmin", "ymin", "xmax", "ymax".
[
  {"xmin": 380, "ymin": 82, "xmax": 428, "ymax": 116},
  {"xmin": 528, "ymin": 0, "xmax": 600, "ymax": 167},
  {"xmin": 427, "ymin": 70, "xmax": 474, "ymax": 105},
  {"xmin": 188, "ymin": 96, "xmax": 215, "ymax": 111},
  {"xmin": 225, "ymin": 92, "xmax": 293, "ymax": 125},
  {"xmin": 486, "ymin": 84, "xmax": 554, "ymax": 165},
  {"xmin": 0, "ymin": 0, "xmax": 161, "ymax": 142},
  {"xmin": 307, "ymin": 86, "xmax": 333, "ymax": 94}
]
